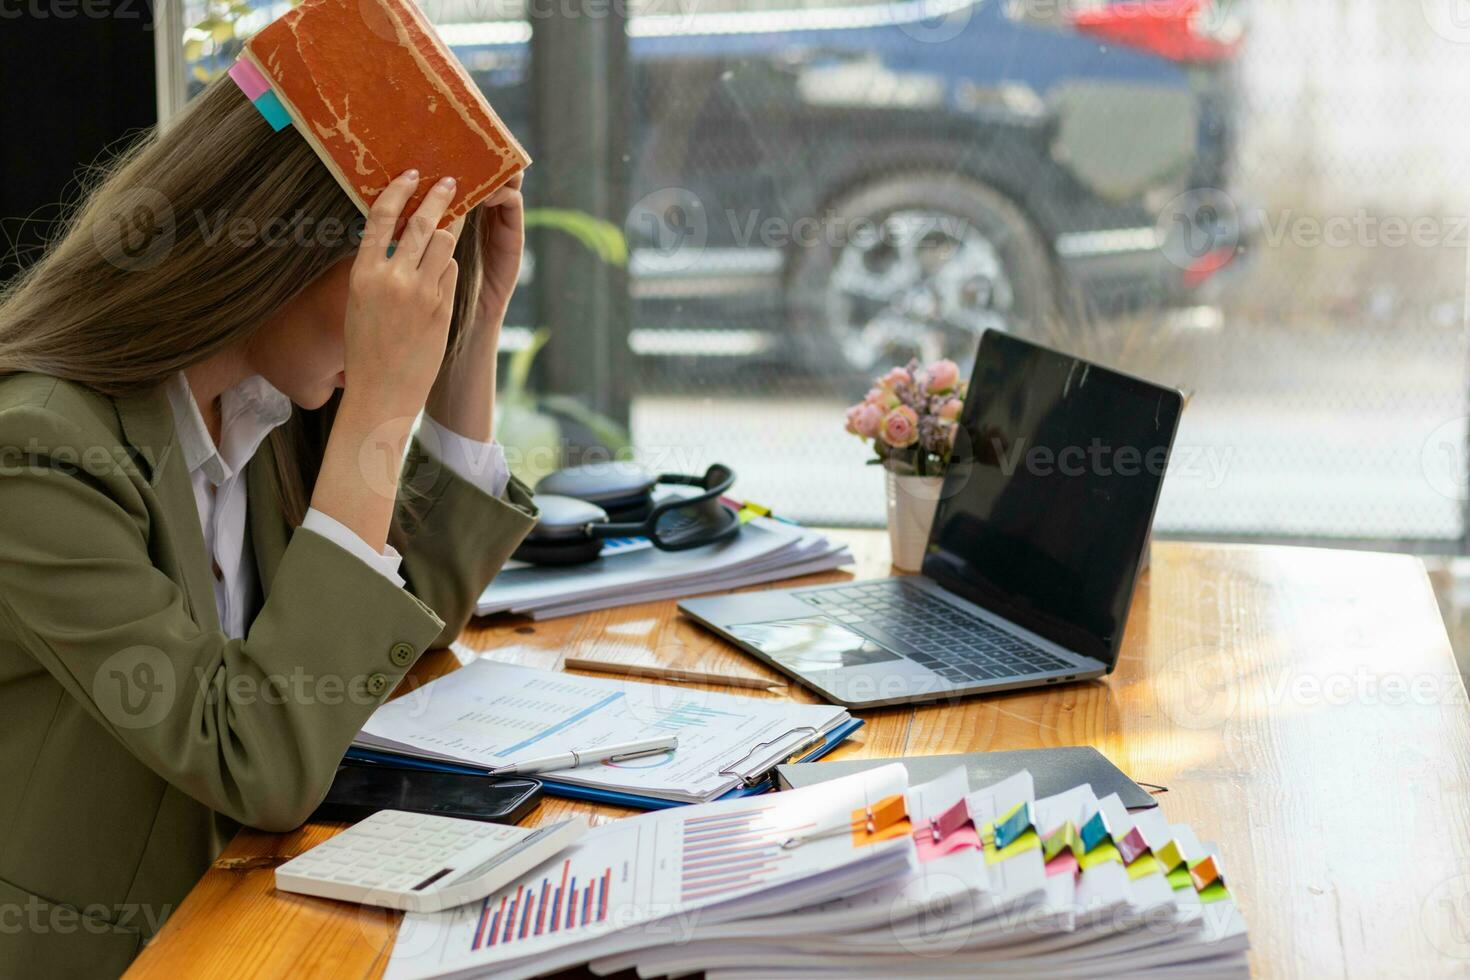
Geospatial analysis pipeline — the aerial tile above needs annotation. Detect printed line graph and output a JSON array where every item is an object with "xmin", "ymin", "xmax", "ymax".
[{"xmin": 650, "ymin": 701, "xmax": 745, "ymax": 733}]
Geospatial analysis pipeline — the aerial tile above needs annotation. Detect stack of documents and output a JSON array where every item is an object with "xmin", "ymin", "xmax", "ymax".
[
  {"xmin": 384, "ymin": 765, "xmax": 1248, "ymax": 979},
  {"xmin": 350, "ymin": 661, "xmax": 860, "ymax": 807},
  {"xmin": 476, "ymin": 516, "xmax": 852, "ymax": 620}
]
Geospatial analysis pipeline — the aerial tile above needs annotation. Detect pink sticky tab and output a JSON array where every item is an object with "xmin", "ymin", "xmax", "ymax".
[
  {"xmin": 1045, "ymin": 851, "xmax": 1080, "ymax": 878},
  {"xmin": 228, "ymin": 59, "xmax": 271, "ymax": 102}
]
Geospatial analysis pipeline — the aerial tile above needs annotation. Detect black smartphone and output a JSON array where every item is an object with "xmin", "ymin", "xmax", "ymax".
[{"xmin": 312, "ymin": 761, "xmax": 543, "ymax": 825}]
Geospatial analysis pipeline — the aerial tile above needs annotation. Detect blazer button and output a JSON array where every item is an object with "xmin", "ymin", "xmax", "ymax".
[
  {"xmin": 389, "ymin": 642, "xmax": 416, "ymax": 668},
  {"xmin": 366, "ymin": 673, "xmax": 389, "ymax": 697}
]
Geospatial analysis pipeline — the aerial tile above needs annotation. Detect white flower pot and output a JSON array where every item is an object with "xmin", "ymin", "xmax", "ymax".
[{"xmin": 885, "ymin": 469, "xmax": 945, "ymax": 572}]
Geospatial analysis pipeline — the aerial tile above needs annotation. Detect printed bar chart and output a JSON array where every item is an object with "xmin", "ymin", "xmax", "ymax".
[
  {"xmin": 678, "ymin": 806, "xmax": 811, "ymax": 902},
  {"xmin": 471, "ymin": 858, "xmax": 611, "ymax": 950}
]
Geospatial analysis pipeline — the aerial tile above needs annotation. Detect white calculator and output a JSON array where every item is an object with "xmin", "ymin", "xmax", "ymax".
[{"xmin": 275, "ymin": 810, "xmax": 588, "ymax": 912}]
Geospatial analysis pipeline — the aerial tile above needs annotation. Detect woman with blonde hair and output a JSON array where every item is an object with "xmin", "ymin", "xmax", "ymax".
[{"xmin": 0, "ymin": 75, "xmax": 536, "ymax": 975}]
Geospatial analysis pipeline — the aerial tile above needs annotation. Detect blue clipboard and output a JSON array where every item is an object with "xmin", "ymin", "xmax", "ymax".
[{"xmin": 343, "ymin": 717, "xmax": 864, "ymax": 811}]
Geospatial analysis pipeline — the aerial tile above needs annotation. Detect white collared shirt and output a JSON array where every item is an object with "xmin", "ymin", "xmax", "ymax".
[{"xmin": 163, "ymin": 373, "xmax": 510, "ymax": 639}]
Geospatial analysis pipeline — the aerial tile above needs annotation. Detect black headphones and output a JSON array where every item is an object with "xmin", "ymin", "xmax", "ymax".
[{"xmin": 512, "ymin": 462, "xmax": 742, "ymax": 566}]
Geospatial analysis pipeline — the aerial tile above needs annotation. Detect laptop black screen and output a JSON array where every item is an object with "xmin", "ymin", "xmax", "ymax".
[{"xmin": 924, "ymin": 332, "xmax": 1182, "ymax": 668}]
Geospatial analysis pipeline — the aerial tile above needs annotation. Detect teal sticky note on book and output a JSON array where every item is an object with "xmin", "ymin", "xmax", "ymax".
[{"xmin": 253, "ymin": 90, "xmax": 292, "ymax": 132}]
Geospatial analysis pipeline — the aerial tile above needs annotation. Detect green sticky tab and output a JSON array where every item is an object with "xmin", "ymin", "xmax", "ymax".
[
  {"xmin": 1126, "ymin": 854, "xmax": 1162, "ymax": 880},
  {"xmin": 1077, "ymin": 841, "xmax": 1122, "ymax": 871},
  {"xmin": 1166, "ymin": 867, "xmax": 1193, "ymax": 890},
  {"xmin": 1198, "ymin": 882, "xmax": 1231, "ymax": 904},
  {"xmin": 253, "ymin": 90, "xmax": 292, "ymax": 132},
  {"xmin": 1154, "ymin": 839, "xmax": 1187, "ymax": 872},
  {"xmin": 1043, "ymin": 821, "xmax": 1081, "ymax": 863}
]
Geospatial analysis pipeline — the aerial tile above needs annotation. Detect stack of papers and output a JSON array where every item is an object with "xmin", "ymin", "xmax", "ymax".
[
  {"xmin": 352, "ymin": 661, "xmax": 858, "ymax": 806},
  {"xmin": 385, "ymin": 765, "xmax": 1248, "ymax": 980},
  {"xmin": 477, "ymin": 516, "xmax": 852, "ymax": 620}
]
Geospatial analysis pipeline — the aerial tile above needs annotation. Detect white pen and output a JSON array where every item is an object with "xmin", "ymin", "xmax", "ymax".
[{"xmin": 486, "ymin": 736, "xmax": 679, "ymax": 776}]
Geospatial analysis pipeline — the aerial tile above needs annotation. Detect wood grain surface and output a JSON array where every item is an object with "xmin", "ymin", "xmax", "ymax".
[{"xmin": 124, "ymin": 535, "xmax": 1470, "ymax": 978}]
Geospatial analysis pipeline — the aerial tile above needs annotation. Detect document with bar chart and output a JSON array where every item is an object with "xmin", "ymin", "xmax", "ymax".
[
  {"xmin": 354, "ymin": 660, "xmax": 853, "ymax": 804},
  {"xmin": 385, "ymin": 766, "xmax": 916, "ymax": 980}
]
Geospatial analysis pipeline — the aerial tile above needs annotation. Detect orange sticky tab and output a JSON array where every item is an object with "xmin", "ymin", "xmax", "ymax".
[
  {"xmin": 850, "ymin": 794, "xmax": 910, "ymax": 847},
  {"xmin": 1188, "ymin": 855, "xmax": 1222, "ymax": 891}
]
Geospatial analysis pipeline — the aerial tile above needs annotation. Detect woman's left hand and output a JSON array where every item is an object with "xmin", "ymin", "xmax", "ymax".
[
  {"xmin": 475, "ymin": 172, "xmax": 524, "ymax": 324},
  {"xmin": 426, "ymin": 173, "xmax": 523, "ymax": 442}
]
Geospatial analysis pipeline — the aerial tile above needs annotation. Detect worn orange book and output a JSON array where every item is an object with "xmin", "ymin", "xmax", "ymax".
[{"xmin": 243, "ymin": 0, "xmax": 529, "ymax": 226}]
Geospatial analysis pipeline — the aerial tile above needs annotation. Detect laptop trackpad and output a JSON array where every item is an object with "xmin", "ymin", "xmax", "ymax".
[{"xmin": 728, "ymin": 618, "xmax": 902, "ymax": 673}]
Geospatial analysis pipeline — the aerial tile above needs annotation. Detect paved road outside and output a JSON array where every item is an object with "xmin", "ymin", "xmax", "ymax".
[{"xmin": 631, "ymin": 315, "xmax": 1470, "ymax": 542}]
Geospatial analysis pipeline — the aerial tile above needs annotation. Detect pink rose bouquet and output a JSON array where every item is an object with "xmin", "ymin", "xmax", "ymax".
[{"xmin": 844, "ymin": 358, "xmax": 966, "ymax": 476}]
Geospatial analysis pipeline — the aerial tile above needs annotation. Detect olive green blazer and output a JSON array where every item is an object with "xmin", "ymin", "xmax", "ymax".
[{"xmin": 0, "ymin": 373, "xmax": 537, "ymax": 978}]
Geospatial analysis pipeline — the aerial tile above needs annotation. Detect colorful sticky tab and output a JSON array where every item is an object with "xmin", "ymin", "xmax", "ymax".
[
  {"xmin": 1117, "ymin": 826, "xmax": 1150, "ymax": 865},
  {"xmin": 1125, "ymin": 854, "xmax": 1162, "ymax": 880},
  {"xmin": 1077, "ymin": 841, "xmax": 1123, "ymax": 871},
  {"xmin": 1080, "ymin": 810, "xmax": 1111, "ymax": 852},
  {"xmin": 1042, "ymin": 821, "xmax": 1081, "ymax": 863},
  {"xmin": 1154, "ymin": 839, "xmax": 1187, "ymax": 873},
  {"xmin": 871, "ymin": 794, "xmax": 908, "ymax": 831},
  {"xmin": 1197, "ymin": 881, "xmax": 1232, "ymax": 904},
  {"xmin": 915, "ymin": 822, "xmax": 981, "ymax": 862},
  {"xmin": 993, "ymin": 802, "xmax": 1034, "ymax": 850},
  {"xmin": 1166, "ymin": 866, "xmax": 1194, "ymax": 890},
  {"xmin": 227, "ymin": 58, "xmax": 271, "ymax": 100},
  {"xmin": 1188, "ymin": 855, "xmax": 1222, "ymax": 892},
  {"xmin": 736, "ymin": 500, "xmax": 771, "ymax": 524},
  {"xmin": 984, "ymin": 828, "xmax": 1040, "ymax": 865},
  {"xmin": 1045, "ymin": 850, "xmax": 1080, "ymax": 878},
  {"xmin": 252, "ymin": 91, "xmax": 293, "ymax": 132},
  {"xmin": 227, "ymin": 58, "xmax": 292, "ymax": 133},
  {"xmin": 1187, "ymin": 852, "xmax": 1234, "ymax": 910},
  {"xmin": 931, "ymin": 799, "xmax": 971, "ymax": 842},
  {"xmin": 849, "ymin": 793, "xmax": 910, "ymax": 847}
]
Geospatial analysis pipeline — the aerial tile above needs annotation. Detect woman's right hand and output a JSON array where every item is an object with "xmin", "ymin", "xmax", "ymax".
[
  {"xmin": 344, "ymin": 170, "xmax": 466, "ymax": 417},
  {"xmin": 309, "ymin": 171, "xmax": 468, "ymax": 552}
]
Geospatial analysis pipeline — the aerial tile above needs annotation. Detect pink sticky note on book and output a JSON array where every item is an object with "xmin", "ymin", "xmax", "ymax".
[{"xmin": 227, "ymin": 59, "xmax": 271, "ymax": 101}]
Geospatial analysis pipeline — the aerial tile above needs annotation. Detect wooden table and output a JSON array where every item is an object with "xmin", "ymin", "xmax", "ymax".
[{"xmin": 125, "ymin": 536, "xmax": 1470, "ymax": 978}]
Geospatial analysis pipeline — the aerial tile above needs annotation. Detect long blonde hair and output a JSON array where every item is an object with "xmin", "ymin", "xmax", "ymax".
[{"xmin": 0, "ymin": 77, "xmax": 484, "ymax": 524}]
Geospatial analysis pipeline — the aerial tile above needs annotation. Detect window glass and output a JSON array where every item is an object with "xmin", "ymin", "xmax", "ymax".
[{"xmin": 176, "ymin": 1, "xmax": 1470, "ymax": 545}]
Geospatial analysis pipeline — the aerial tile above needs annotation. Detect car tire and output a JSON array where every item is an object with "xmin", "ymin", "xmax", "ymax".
[{"xmin": 786, "ymin": 170, "xmax": 1065, "ymax": 375}]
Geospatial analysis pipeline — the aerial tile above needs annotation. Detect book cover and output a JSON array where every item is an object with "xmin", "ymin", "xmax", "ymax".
[{"xmin": 244, "ymin": 0, "xmax": 529, "ymax": 226}]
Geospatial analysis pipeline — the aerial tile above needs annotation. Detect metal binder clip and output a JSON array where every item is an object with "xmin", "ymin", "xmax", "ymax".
[
  {"xmin": 780, "ymin": 792, "xmax": 907, "ymax": 850},
  {"xmin": 717, "ymin": 726, "xmax": 821, "ymax": 789},
  {"xmin": 928, "ymin": 799, "xmax": 971, "ymax": 844}
]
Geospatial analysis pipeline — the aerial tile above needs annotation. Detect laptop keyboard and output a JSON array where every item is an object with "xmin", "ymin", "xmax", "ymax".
[{"xmin": 794, "ymin": 580, "xmax": 1075, "ymax": 684}]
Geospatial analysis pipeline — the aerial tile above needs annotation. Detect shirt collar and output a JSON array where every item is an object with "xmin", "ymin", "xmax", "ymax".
[{"xmin": 164, "ymin": 373, "xmax": 293, "ymax": 487}]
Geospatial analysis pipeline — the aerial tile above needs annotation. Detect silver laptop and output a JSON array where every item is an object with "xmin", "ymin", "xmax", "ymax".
[{"xmin": 680, "ymin": 331, "xmax": 1184, "ymax": 709}]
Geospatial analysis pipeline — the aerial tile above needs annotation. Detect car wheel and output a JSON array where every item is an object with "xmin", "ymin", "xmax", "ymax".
[{"xmin": 787, "ymin": 171, "xmax": 1062, "ymax": 375}]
